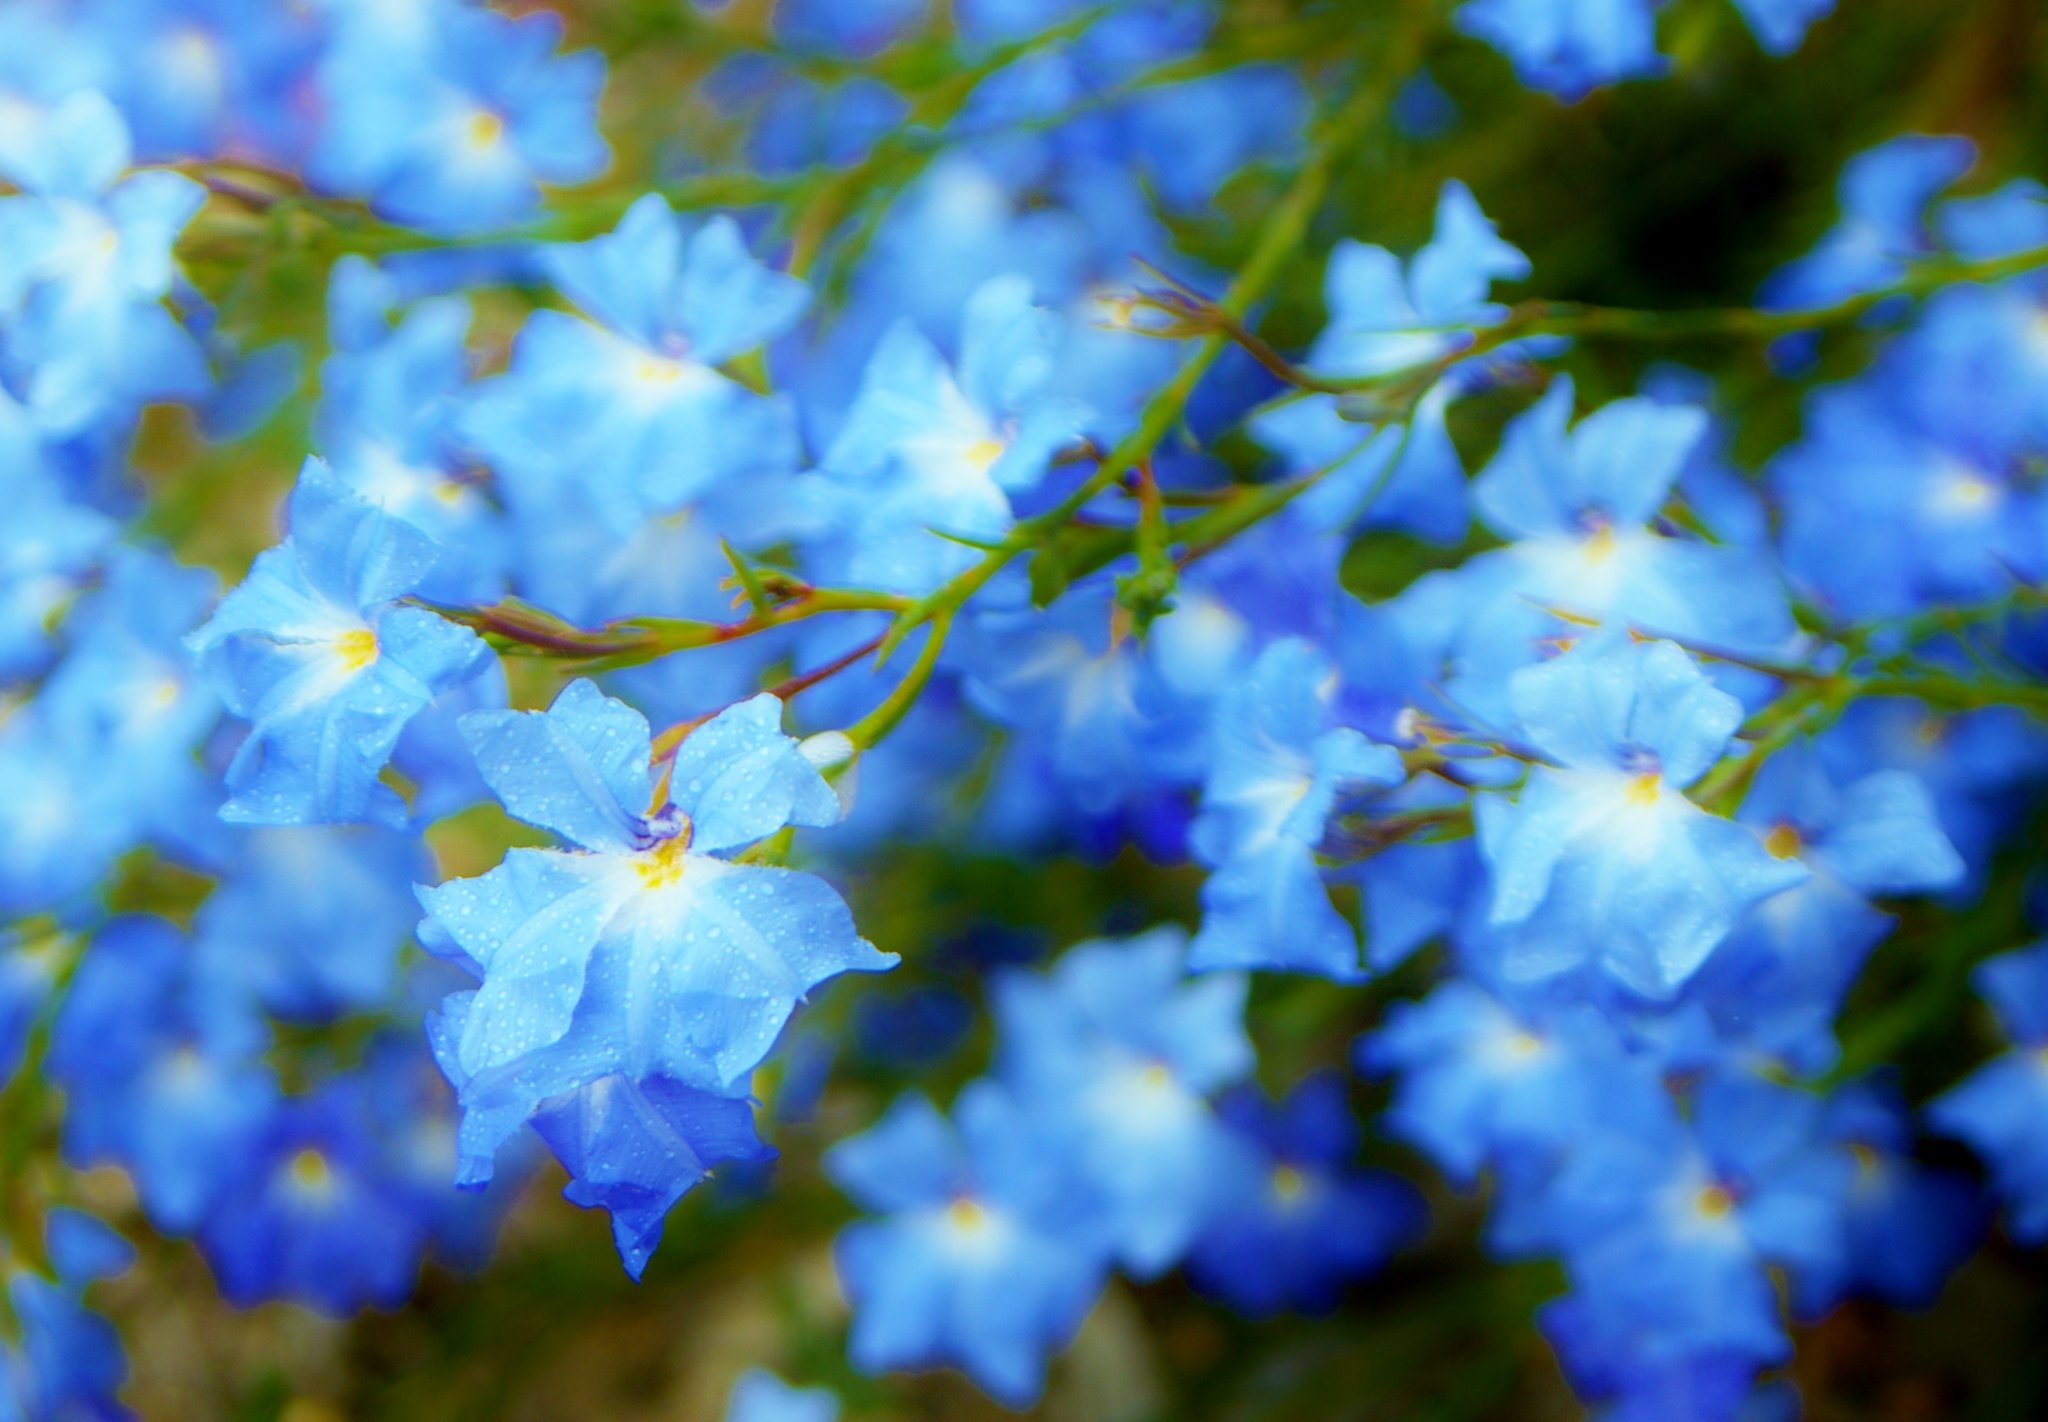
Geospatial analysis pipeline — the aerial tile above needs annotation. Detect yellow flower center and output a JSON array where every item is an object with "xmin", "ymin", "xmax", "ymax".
[
  {"xmin": 1694, "ymin": 1183, "xmax": 1735, "ymax": 1220},
  {"xmin": 333, "ymin": 627, "xmax": 379, "ymax": 673},
  {"xmin": 1763, "ymin": 822, "xmax": 1802, "ymax": 859},
  {"xmin": 1271, "ymin": 1164, "xmax": 1307, "ymax": 1204},
  {"xmin": 466, "ymin": 109, "xmax": 504, "ymax": 149},
  {"xmin": 1504, "ymin": 1030, "xmax": 1545, "ymax": 1059},
  {"xmin": 947, "ymin": 1196, "xmax": 988, "ymax": 1233},
  {"xmin": 962, "ymin": 438, "xmax": 1005, "ymax": 473},
  {"xmin": 1937, "ymin": 470, "xmax": 1999, "ymax": 514},
  {"xmin": 289, "ymin": 1147, "xmax": 334, "ymax": 1194},
  {"xmin": 635, "ymin": 834, "xmax": 691, "ymax": 889},
  {"xmin": 1623, "ymin": 771, "xmax": 1662, "ymax": 806},
  {"xmin": 1582, "ymin": 521, "xmax": 1618, "ymax": 564},
  {"xmin": 634, "ymin": 355, "xmax": 687, "ymax": 385}
]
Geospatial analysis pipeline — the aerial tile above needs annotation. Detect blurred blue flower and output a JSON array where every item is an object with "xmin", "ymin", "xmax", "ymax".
[
  {"xmin": 311, "ymin": 3, "xmax": 607, "ymax": 234},
  {"xmin": 1187, "ymin": 1073, "xmax": 1424, "ymax": 1315},
  {"xmin": 827, "ymin": 1083, "xmax": 1109, "ymax": 1407},
  {"xmin": 1929, "ymin": 943, "xmax": 2048, "ymax": 1241},
  {"xmin": 1189, "ymin": 639, "xmax": 1406, "ymax": 979},
  {"xmin": 463, "ymin": 197, "xmax": 808, "ymax": 531},
  {"xmin": 1253, "ymin": 180, "xmax": 1529, "ymax": 542},
  {"xmin": 188, "ymin": 459, "xmax": 489, "ymax": 827},
  {"xmin": 993, "ymin": 926, "xmax": 1252, "ymax": 1276}
]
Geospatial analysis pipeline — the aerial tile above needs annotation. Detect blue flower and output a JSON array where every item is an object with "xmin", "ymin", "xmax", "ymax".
[
  {"xmin": 316, "ymin": 258, "xmax": 502, "ymax": 602},
  {"xmin": 0, "ymin": 709, "xmax": 144, "ymax": 917},
  {"xmin": 50, "ymin": 916, "xmax": 276, "ymax": 1233},
  {"xmin": 1937, "ymin": 177, "xmax": 2048, "ymax": 259},
  {"xmin": 956, "ymin": 515, "xmax": 1335, "ymax": 829},
  {"xmin": 0, "ymin": 90, "xmax": 209, "ymax": 434},
  {"xmin": 1815, "ymin": 697, "xmax": 2048, "ymax": 884},
  {"xmin": 1774, "ymin": 292, "xmax": 2048, "ymax": 617},
  {"xmin": 1456, "ymin": 0, "xmax": 1663, "ymax": 100},
  {"xmin": 1761, "ymin": 136, "xmax": 1975, "ymax": 313},
  {"xmin": 1928, "ymin": 943, "xmax": 2048, "ymax": 1240},
  {"xmin": 0, "ymin": 474, "xmax": 113, "ymax": 682},
  {"xmin": 1252, "ymin": 180, "xmax": 1529, "ymax": 542},
  {"xmin": 1186, "ymin": 1073, "xmax": 1424, "ymax": 1316},
  {"xmin": 38, "ymin": 547, "xmax": 220, "ymax": 842},
  {"xmin": 1471, "ymin": 380, "xmax": 1707, "ymax": 546},
  {"xmin": 1508, "ymin": 1088, "xmax": 1787, "ymax": 1409},
  {"xmin": 387, "ymin": 657, "xmax": 509, "ymax": 825},
  {"xmin": 992, "ymin": 926, "xmax": 1253, "ymax": 1276},
  {"xmin": 1188, "ymin": 639, "xmax": 1406, "ymax": 979},
  {"xmin": 775, "ymin": 0, "xmax": 928, "ymax": 56},
  {"xmin": 711, "ymin": 66, "xmax": 909, "ymax": 177},
  {"xmin": 826, "ymin": 1084, "xmax": 1109, "ymax": 1407},
  {"xmin": 1687, "ymin": 744, "xmax": 1964, "ymax": 1072},
  {"xmin": 1423, "ymin": 380, "xmax": 1792, "ymax": 718},
  {"xmin": 187, "ymin": 458, "xmax": 489, "ymax": 827},
  {"xmin": 1360, "ymin": 983, "xmax": 1652, "ymax": 1183},
  {"xmin": 1542, "ymin": 1291, "xmax": 1787, "ymax": 1422},
  {"xmin": 310, "ymin": 4, "xmax": 607, "ymax": 234},
  {"xmin": 89, "ymin": 0, "xmax": 321, "ymax": 162},
  {"xmin": 805, "ymin": 275, "xmax": 1089, "ymax": 592},
  {"xmin": 3, "ymin": 1210, "xmax": 132, "ymax": 1422},
  {"xmin": 0, "ymin": 12, "xmax": 101, "ymax": 189},
  {"xmin": 1528, "ymin": 1072, "xmax": 1850, "ymax": 1389},
  {"xmin": 463, "ymin": 195, "xmax": 809, "ymax": 530},
  {"xmin": 420, "ymin": 680, "xmax": 892, "ymax": 1186},
  {"xmin": 1458, "ymin": 0, "xmax": 1829, "ymax": 98},
  {"xmin": 196, "ymin": 1074, "xmax": 436, "ymax": 1314},
  {"xmin": 1475, "ymin": 637, "xmax": 1809, "ymax": 997},
  {"xmin": 1118, "ymin": 65, "xmax": 1309, "ymax": 212},
  {"xmin": 1539, "ymin": 1071, "xmax": 1850, "ymax": 1272},
  {"xmin": 958, "ymin": 582, "xmax": 1193, "ymax": 816},
  {"xmin": 1789, "ymin": 1078, "xmax": 1985, "ymax": 1316},
  {"xmin": 496, "ymin": 478, "xmax": 798, "ymax": 731},
  {"xmin": 1729, "ymin": 0, "xmax": 1835, "ymax": 54},
  {"xmin": 530, "ymin": 1073, "xmax": 773, "ymax": 1280}
]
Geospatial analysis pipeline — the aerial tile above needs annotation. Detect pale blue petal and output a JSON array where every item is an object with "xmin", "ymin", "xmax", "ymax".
[
  {"xmin": 678, "ymin": 215, "xmax": 811, "ymax": 363},
  {"xmin": 1814, "ymin": 771, "xmax": 1965, "ymax": 895},
  {"xmin": 665, "ymin": 694, "xmax": 842, "ymax": 854},
  {"xmin": 460, "ymin": 679, "xmax": 654, "ymax": 852}
]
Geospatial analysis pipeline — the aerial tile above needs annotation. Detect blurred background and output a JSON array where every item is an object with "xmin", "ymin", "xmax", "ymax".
[{"xmin": 106, "ymin": 0, "xmax": 2048, "ymax": 1416}]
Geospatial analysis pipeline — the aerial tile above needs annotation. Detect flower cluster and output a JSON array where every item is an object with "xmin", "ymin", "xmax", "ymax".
[
  {"xmin": 829, "ymin": 930, "xmax": 1419, "ymax": 1404},
  {"xmin": 1458, "ymin": 0, "xmax": 1836, "ymax": 97},
  {"xmin": 3, "ymin": 0, "xmax": 2046, "ymax": 1418}
]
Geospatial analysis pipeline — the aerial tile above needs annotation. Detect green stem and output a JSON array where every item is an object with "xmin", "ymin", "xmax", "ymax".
[
  {"xmin": 1858, "ymin": 669, "xmax": 2048, "ymax": 716},
  {"xmin": 877, "ymin": 3, "xmax": 1441, "ymax": 657},
  {"xmin": 845, "ymin": 612, "xmax": 955, "ymax": 751},
  {"xmin": 430, "ymin": 587, "xmax": 911, "ymax": 668},
  {"xmin": 1118, "ymin": 456, "xmax": 1178, "ymax": 625},
  {"xmin": 1300, "ymin": 241, "xmax": 2048, "ymax": 393}
]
